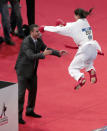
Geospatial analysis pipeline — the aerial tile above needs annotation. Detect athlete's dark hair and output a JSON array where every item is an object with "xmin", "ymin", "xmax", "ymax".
[{"xmin": 74, "ymin": 8, "xmax": 94, "ymax": 18}]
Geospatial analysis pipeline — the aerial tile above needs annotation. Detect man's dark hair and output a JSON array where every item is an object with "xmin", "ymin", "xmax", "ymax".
[{"xmin": 29, "ymin": 24, "xmax": 39, "ymax": 32}]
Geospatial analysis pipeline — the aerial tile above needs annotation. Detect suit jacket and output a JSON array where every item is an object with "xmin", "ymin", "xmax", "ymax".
[{"xmin": 15, "ymin": 35, "xmax": 61, "ymax": 78}]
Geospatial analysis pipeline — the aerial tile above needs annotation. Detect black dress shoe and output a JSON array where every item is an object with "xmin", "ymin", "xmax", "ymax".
[
  {"xmin": 26, "ymin": 112, "xmax": 42, "ymax": 118},
  {"xmin": 19, "ymin": 118, "xmax": 26, "ymax": 124},
  {"xmin": 5, "ymin": 39, "xmax": 15, "ymax": 45},
  {"xmin": 10, "ymin": 29, "xmax": 25, "ymax": 39},
  {"xmin": 10, "ymin": 30, "xmax": 16, "ymax": 36},
  {"xmin": 18, "ymin": 34, "xmax": 25, "ymax": 39},
  {"xmin": 0, "ymin": 37, "xmax": 4, "ymax": 44}
]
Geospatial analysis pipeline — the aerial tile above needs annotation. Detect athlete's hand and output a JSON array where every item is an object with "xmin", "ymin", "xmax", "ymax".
[
  {"xmin": 56, "ymin": 19, "xmax": 66, "ymax": 26},
  {"xmin": 39, "ymin": 26, "xmax": 45, "ymax": 33},
  {"xmin": 98, "ymin": 51, "xmax": 104, "ymax": 56}
]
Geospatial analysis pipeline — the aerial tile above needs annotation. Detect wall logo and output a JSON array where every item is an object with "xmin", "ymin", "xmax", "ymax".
[
  {"xmin": 93, "ymin": 126, "xmax": 107, "ymax": 131},
  {"xmin": 0, "ymin": 103, "xmax": 8, "ymax": 126}
]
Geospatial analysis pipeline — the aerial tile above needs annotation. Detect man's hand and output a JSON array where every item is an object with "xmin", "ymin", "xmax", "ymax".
[
  {"xmin": 59, "ymin": 50, "xmax": 68, "ymax": 56},
  {"xmin": 43, "ymin": 48, "xmax": 52, "ymax": 56}
]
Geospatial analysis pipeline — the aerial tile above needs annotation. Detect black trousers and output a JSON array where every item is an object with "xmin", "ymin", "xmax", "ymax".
[
  {"xmin": 9, "ymin": 0, "xmax": 23, "ymax": 34},
  {"xmin": 19, "ymin": 0, "xmax": 35, "ymax": 25},
  {"xmin": 17, "ymin": 74, "xmax": 37, "ymax": 119},
  {"xmin": 26, "ymin": 0, "xmax": 35, "ymax": 25},
  {"xmin": 0, "ymin": 4, "xmax": 11, "ymax": 40}
]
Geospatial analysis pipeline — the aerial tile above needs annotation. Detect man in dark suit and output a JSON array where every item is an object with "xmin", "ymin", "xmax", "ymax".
[{"xmin": 15, "ymin": 24, "xmax": 67, "ymax": 124}]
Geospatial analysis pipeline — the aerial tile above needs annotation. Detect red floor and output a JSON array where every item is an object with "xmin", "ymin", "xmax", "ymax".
[{"xmin": 0, "ymin": 0, "xmax": 107, "ymax": 131}]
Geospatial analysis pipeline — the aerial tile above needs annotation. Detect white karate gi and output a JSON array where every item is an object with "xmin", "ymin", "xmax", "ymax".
[{"xmin": 44, "ymin": 19, "xmax": 102, "ymax": 81}]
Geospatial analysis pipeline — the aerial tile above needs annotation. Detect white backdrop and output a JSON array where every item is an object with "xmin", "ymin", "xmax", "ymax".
[{"xmin": 0, "ymin": 84, "xmax": 18, "ymax": 131}]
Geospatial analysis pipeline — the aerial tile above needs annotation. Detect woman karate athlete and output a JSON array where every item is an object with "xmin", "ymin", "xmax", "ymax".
[{"xmin": 39, "ymin": 8, "xmax": 103, "ymax": 90}]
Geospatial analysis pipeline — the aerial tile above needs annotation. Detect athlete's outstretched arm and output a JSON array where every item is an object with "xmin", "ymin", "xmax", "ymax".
[
  {"xmin": 44, "ymin": 25, "xmax": 70, "ymax": 36},
  {"xmin": 39, "ymin": 22, "xmax": 73, "ymax": 37}
]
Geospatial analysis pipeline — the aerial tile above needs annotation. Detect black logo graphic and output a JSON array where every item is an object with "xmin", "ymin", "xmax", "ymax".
[
  {"xmin": 93, "ymin": 126, "xmax": 107, "ymax": 131},
  {"xmin": 0, "ymin": 103, "xmax": 8, "ymax": 126}
]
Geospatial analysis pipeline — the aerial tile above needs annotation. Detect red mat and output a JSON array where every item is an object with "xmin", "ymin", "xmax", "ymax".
[{"xmin": 0, "ymin": 0, "xmax": 107, "ymax": 131}]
